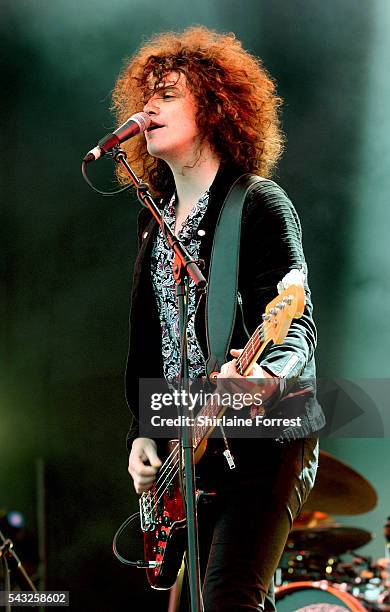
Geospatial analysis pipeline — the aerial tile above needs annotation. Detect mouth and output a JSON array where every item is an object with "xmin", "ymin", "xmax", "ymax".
[{"xmin": 146, "ymin": 123, "xmax": 164, "ymax": 132}]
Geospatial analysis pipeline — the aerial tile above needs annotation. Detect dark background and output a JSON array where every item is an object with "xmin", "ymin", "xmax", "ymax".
[{"xmin": 1, "ymin": 1, "xmax": 390, "ymax": 610}]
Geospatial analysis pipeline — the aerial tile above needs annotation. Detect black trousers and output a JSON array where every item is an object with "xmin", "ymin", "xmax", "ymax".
[{"xmin": 180, "ymin": 437, "xmax": 318, "ymax": 612}]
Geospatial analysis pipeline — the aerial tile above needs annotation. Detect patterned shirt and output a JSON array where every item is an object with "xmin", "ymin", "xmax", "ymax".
[{"xmin": 150, "ymin": 192, "xmax": 209, "ymax": 384}]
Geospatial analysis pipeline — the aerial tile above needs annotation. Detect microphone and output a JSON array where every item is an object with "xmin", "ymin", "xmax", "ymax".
[{"xmin": 83, "ymin": 112, "xmax": 151, "ymax": 162}]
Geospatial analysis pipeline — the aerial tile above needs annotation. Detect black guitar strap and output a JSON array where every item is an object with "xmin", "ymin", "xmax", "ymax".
[{"xmin": 205, "ymin": 173, "xmax": 263, "ymax": 377}]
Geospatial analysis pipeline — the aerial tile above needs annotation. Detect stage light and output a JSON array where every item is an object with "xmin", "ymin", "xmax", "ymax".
[{"xmin": 6, "ymin": 511, "xmax": 25, "ymax": 529}]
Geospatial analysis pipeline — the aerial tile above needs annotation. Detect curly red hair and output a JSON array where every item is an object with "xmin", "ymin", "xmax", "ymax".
[{"xmin": 112, "ymin": 26, "xmax": 284, "ymax": 194}]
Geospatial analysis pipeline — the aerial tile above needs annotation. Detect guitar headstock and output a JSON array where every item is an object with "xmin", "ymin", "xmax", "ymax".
[{"xmin": 262, "ymin": 284, "xmax": 305, "ymax": 344}]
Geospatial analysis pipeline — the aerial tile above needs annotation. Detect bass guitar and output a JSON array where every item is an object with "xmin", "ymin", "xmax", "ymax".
[{"xmin": 139, "ymin": 281, "xmax": 305, "ymax": 589}]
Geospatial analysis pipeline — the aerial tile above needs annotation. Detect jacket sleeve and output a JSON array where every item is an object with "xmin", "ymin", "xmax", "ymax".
[{"xmin": 239, "ymin": 180, "xmax": 317, "ymax": 389}]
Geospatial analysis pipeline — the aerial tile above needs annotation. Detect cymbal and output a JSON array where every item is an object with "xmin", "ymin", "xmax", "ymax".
[
  {"xmin": 302, "ymin": 450, "xmax": 377, "ymax": 515},
  {"xmin": 293, "ymin": 511, "xmax": 332, "ymax": 528},
  {"xmin": 286, "ymin": 525, "xmax": 373, "ymax": 556}
]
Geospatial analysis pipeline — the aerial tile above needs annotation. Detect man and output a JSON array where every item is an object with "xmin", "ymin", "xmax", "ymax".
[{"xmin": 114, "ymin": 26, "xmax": 322, "ymax": 611}]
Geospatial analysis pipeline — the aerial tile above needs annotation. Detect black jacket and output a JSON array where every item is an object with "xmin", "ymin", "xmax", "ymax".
[{"xmin": 125, "ymin": 166, "xmax": 324, "ymax": 453}]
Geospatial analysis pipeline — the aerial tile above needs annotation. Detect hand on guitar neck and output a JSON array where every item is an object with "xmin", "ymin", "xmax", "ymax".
[{"xmin": 217, "ymin": 348, "xmax": 280, "ymax": 406}]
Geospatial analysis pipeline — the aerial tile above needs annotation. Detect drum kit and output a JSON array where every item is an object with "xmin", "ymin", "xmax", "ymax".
[{"xmin": 276, "ymin": 450, "xmax": 390, "ymax": 611}]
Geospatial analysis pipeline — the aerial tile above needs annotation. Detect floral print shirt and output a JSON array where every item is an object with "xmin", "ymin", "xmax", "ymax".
[{"xmin": 150, "ymin": 191, "xmax": 209, "ymax": 384}]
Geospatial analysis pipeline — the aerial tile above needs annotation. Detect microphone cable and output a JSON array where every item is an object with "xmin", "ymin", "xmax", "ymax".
[{"xmin": 81, "ymin": 157, "xmax": 132, "ymax": 197}]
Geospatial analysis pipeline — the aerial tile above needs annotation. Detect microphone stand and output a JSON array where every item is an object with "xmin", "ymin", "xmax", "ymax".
[{"xmin": 113, "ymin": 147, "xmax": 206, "ymax": 612}]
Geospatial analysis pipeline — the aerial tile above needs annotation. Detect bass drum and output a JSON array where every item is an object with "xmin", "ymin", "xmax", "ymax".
[{"xmin": 276, "ymin": 581, "xmax": 366, "ymax": 611}]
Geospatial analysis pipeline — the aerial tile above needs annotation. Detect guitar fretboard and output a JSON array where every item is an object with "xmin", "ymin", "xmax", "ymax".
[{"xmin": 193, "ymin": 321, "xmax": 269, "ymax": 447}]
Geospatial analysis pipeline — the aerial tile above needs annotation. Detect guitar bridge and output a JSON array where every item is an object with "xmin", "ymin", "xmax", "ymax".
[{"xmin": 139, "ymin": 490, "xmax": 158, "ymax": 532}]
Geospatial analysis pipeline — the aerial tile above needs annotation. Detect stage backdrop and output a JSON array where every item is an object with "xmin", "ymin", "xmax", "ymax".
[{"xmin": 1, "ymin": 0, "xmax": 390, "ymax": 609}]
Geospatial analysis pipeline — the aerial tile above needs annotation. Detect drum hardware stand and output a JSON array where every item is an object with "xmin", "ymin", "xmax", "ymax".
[{"xmin": 0, "ymin": 528, "xmax": 38, "ymax": 611}]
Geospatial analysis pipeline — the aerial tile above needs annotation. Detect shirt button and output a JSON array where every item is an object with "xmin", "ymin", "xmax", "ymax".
[
  {"xmin": 197, "ymin": 229, "xmax": 206, "ymax": 237},
  {"xmin": 142, "ymin": 231, "xmax": 148, "ymax": 239}
]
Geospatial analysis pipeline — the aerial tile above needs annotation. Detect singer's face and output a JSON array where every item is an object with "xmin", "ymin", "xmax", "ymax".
[{"xmin": 143, "ymin": 72, "xmax": 201, "ymax": 165}]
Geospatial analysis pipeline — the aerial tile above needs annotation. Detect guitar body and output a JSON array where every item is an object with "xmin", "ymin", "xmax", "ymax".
[
  {"xmin": 143, "ymin": 439, "xmax": 208, "ymax": 589},
  {"xmin": 143, "ymin": 469, "xmax": 186, "ymax": 588}
]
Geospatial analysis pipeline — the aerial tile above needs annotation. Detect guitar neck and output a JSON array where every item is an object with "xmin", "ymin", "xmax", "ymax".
[
  {"xmin": 192, "ymin": 283, "xmax": 305, "ymax": 448},
  {"xmin": 193, "ymin": 322, "xmax": 271, "ymax": 448}
]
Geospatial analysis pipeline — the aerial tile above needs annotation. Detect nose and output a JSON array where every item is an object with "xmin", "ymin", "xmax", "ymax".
[{"xmin": 143, "ymin": 97, "xmax": 160, "ymax": 116}]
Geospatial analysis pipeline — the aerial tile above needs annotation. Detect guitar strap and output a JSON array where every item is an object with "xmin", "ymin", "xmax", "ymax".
[{"xmin": 205, "ymin": 173, "xmax": 263, "ymax": 377}]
